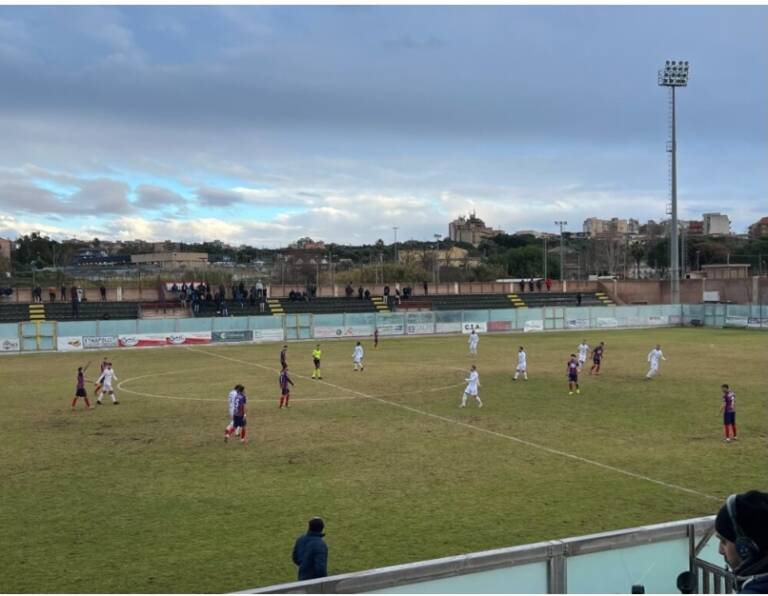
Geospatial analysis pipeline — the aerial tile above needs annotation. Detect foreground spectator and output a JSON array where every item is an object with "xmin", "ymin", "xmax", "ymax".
[
  {"xmin": 715, "ymin": 490, "xmax": 768, "ymax": 593},
  {"xmin": 292, "ymin": 517, "xmax": 328, "ymax": 581}
]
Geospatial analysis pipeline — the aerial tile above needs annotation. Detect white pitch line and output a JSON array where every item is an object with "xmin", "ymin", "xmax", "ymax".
[
  {"xmin": 117, "ymin": 368, "xmax": 357, "ymax": 404},
  {"xmin": 186, "ymin": 346, "xmax": 722, "ymax": 503}
]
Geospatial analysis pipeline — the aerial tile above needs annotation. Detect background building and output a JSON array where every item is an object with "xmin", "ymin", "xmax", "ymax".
[
  {"xmin": 130, "ymin": 252, "xmax": 209, "ymax": 268},
  {"xmin": 748, "ymin": 217, "xmax": 768, "ymax": 239},
  {"xmin": 702, "ymin": 213, "xmax": 731, "ymax": 235},
  {"xmin": 0, "ymin": 237, "xmax": 11, "ymax": 260},
  {"xmin": 448, "ymin": 212, "xmax": 504, "ymax": 247},
  {"xmin": 583, "ymin": 217, "xmax": 640, "ymax": 237}
]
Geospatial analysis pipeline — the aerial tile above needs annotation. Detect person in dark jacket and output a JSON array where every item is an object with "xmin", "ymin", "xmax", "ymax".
[
  {"xmin": 292, "ymin": 517, "xmax": 328, "ymax": 581},
  {"xmin": 715, "ymin": 490, "xmax": 768, "ymax": 594}
]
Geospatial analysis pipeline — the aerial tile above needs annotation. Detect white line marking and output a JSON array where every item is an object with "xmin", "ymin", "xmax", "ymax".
[
  {"xmin": 186, "ymin": 346, "xmax": 722, "ymax": 503},
  {"xmin": 116, "ymin": 368, "xmax": 357, "ymax": 404}
]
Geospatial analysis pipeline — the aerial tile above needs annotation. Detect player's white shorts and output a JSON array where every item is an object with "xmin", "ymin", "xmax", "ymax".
[
  {"xmin": 464, "ymin": 385, "xmax": 478, "ymax": 396},
  {"xmin": 101, "ymin": 382, "xmax": 113, "ymax": 391},
  {"xmin": 516, "ymin": 365, "xmax": 527, "ymax": 372},
  {"xmin": 578, "ymin": 356, "xmax": 586, "ymax": 364}
]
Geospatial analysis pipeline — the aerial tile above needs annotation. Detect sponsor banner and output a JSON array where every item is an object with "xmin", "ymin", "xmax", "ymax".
[
  {"xmin": 252, "ymin": 329, "xmax": 285, "ymax": 343},
  {"xmin": 462, "ymin": 322, "xmax": 487, "ymax": 334},
  {"xmin": 523, "ymin": 319, "xmax": 544, "ymax": 333},
  {"xmin": 57, "ymin": 336, "xmax": 84, "ymax": 351},
  {"xmin": 724, "ymin": 316, "xmax": 748, "ymax": 328},
  {"xmin": 435, "ymin": 322, "xmax": 462, "ymax": 333},
  {"xmin": 487, "ymin": 320, "xmax": 512, "ymax": 333},
  {"xmin": 212, "ymin": 330, "xmax": 253, "ymax": 343},
  {"xmin": 118, "ymin": 332, "xmax": 212, "ymax": 348},
  {"xmin": 406, "ymin": 323, "xmax": 434, "ymax": 335},
  {"xmin": 313, "ymin": 325, "xmax": 374, "ymax": 339},
  {"xmin": 647, "ymin": 315, "xmax": 669, "ymax": 326},
  {"xmin": 566, "ymin": 318, "xmax": 590, "ymax": 330},
  {"xmin": 0, "ymin": 337, "xmax": 20, "ymax": 352},
  {"xmin": 377, "ymin": 323, "xmax": 405, "ymax": 336},
  {"xmin": 596, "ymin": 317, "xmax": 618, "ymax": 328},
  {"xmin": 83, "ymin": 335, "xmax": 119, "ymax": 350},
  {"xmin": 668, "ymin": 315, "xmax": 681, "ymax": 325}
]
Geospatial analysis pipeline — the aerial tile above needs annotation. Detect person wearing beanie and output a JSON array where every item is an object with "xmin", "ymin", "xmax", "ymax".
[
  {"xmin": 292, "ymin": 517, "xmax": 328, "ymax": 581},
  {"xmin": 715, "ymin": 490, "xmax": 768, "ymax": 594}
]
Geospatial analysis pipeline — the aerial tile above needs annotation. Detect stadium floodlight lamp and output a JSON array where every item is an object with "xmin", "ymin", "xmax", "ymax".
[{"xmin": 658, "ymin": 59, "xmax": 689, "ymax": 87}]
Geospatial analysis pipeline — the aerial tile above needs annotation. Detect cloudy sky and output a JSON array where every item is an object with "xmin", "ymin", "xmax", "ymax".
[{"xmin": 0, "ymin": 5, "xmax": 765, "ymax": 246}]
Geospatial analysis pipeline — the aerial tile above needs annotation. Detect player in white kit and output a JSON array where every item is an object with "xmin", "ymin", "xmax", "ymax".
[
  {"xmin": 468, "ymin": 329, "xmax": 479, "ymax": 355},
  {"xmin": 353, "ymin": 341, "xmax": 365, "ymax": 371},
  {"xmin": 645, "ymin": 344, "xmax": 666, "ymax": 379},
  {"xmin": 224, "ymin": 384, "xmax": 243, "ymax": 441},
  {"xmin": 95, "ymin": 362, "xmax": 119, "ymax": 405},
  {"xmin": 513, "ymin": 346, "xmax": 528, "ymax": 381},
  {"xmin": 577, "ymin": 340, "xmax": 589, "ymax": 371},
  {"xmin": 460, "ymin": 365, "xmax": 483, "ymax": 408}
]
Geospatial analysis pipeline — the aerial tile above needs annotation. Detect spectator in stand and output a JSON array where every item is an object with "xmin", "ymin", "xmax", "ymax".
[
  {"xmin": 545, "ymin": 278, "xmax": 552, "ymax": 292},
  {"xmin": 60, "ymin": 285, "xmax": 67, "ymax": 301},
  {"xmin": 70, "ymin": 286, "xmax": 79, "ymax": 318},
  {"xmin": 364, "ymin": 289, "xmax": 370, "ymax": 300},
  {"xmin": 536, "ymin": 279, "xmax": 543, "ymax": 292},
  {"xmin": 48, "ymin": 287, "xmax": 56, "ymax": 302},
  {"xmin": 181, "ymin": 282, "xmax": 188, "ymax": 295},
  {"xmin": 528, "ymin": 279, "xmax": 534, "ymax": 292},
  {"xmin": 171, "ymin": 282, "xmax": 179, "ymax": 294},
  {"xmin": 395, "ymin": 287, "xmax": 401, "ymax": 305},
  {"xmin": 520, "ymin": 280, "xmax": 525, "ymax": 293},
  {"xmin": 358, "ymin": 286, "xmax": 364, "ymax": 300},
  {"xmin": 219, "ymin": 284, "xmax": 226, "ymax": 300},
  {"xmin": 76, "ymin": 286, "xmax": 84, "ymax": 303},
  {"xmin": 259, "ymin": 292, "xmax": 266, "ymax": 313},
  {"xmin": 423, "ymin": 281, "xmax": 428, "ymax": 295},
  {"xmin": 383, "ymin": 285, "xmax": 390, "ymax": 300},
  {"xmin": 256, "ymin": 279, "xmax": 264, "ymax": 299},
  {"xmin": 249, "ymin": 285, "xmax": 257, "ymax": 306},
  {"xmin": 577, "ymin": 292, "xmax": 582, "ymax": 306},
  {"xmin": 100, "ymin": 285, "xmax": 107, "ymax": 301},
  {"xmin": 345, "ymin": 283, "xmax": 354, "ymax": 298}
]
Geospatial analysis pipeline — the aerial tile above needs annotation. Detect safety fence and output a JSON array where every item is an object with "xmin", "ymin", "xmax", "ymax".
[{"xmin": 1, "ymin": 303, "xmax": 766, "ymax": 354}]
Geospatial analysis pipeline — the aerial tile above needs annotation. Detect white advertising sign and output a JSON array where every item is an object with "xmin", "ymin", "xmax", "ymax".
[
  {"xmin": 0, "ymin": 337, "xmax": 20, "ymax": 352},
  {"xmin": 83, "ymin": 336, "xmax": 119, "ymax": 349},
  {"xmin": 566, "ymin": 318, "xmax": 590, "ymax": 330},
  {"xmin": 377, "ymin": 323, "xmax": 405, "ymax": 336},
  {"xmin": 462, "ymin": 322, "xmax": 487, "ymax": 334},
  {"xmin": 118, "ymin": 331, "xmax": 211, "ymax": 348},
  {"xmin": 647, "ymin": 315, "xmax": 669, "ymax": 326},
  {"xmin": 436, "ymin": 322, "xmax": 462, "ymax": 333},
  {"xmin": 57, "ymin": 336, "xmax": 84, "ymax": 351},
  {"xmin": 313, "ymin": 325, "xmax": 374, "ymax": 339},
  {"xmin": 596, "ymin": 317, "xmax": 618, "ymax": 328},
  {"xmin": 523, "ymin": 319, "xmax": 544, "ymax": 333},
  {"xmin": 252, "ymin": 329, "xmax": 285, "ymax": 343},
  {"xmin": 406, "ymin": 323, "xmax": 434, "ymax": 335},
  {"xmin": 724, "ymin": 316, "xmax": 748, "ymax": 328}
]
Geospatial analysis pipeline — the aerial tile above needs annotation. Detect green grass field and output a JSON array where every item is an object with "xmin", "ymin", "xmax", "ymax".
[{"xmin": 1, "ymin": 327, "xmax": 766, "ymax": 593}]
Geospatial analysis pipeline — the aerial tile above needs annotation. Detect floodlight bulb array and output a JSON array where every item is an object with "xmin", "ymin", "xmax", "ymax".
[{"xmin": 658, "ymin": 59, "xmax": 690, "ymax": 87}]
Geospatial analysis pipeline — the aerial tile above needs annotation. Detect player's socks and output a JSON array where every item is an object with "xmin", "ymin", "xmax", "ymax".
[
  {"xmin": 460, "ymin": 394, "xmax": 467, "ymax": 407},
  {"xmin": 524, "ymin": 373, "xmax": 528, "ymax": 380},
  {"xmin": 279, "ymin": 396, "xmax": 284, "ymax": 408},
  {"xmin": 71, "ymin": 398, "xmax": 78, "ymax": 407},
  {"xmin": 476, "ymin": 397, "xmax": 483, "ymax": 408},
  {"xmin": 731, "ymin": 424, "xmax": 737, "ymax": 438},
  {"xmin": 285, "ymin": 395, "xmax": 290, "ymax": 407}
]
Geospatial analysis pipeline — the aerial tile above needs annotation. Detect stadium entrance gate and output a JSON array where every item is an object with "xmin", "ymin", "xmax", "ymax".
[
  {"xmin": 284, "ymin": 313, "xmax": 312, "ymax": 340},
  {"xmin": 20, "ymin": 321, "xmax": 56, "ymax": 352}
]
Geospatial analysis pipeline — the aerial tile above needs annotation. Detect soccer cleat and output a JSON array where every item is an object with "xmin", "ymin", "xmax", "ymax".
[
  {"xmin": 512, "ymin": 378, "xmax": 517, "ymax": 382},
  {"xmin": 96, "ymin": 400, "xmax": 102, "ymax": 405},
  {"xmin": 576, "ymin": 389, "xmax": 580, "ymax": 395},
  {"xmin": 224, "ymin": 435, "xmax": 228, "ymax": 443},
  {"xmin": 113, "ymin": 401, "xmax": 120, "ymax": 405},
  {"xmin": 568, "ymin": 391, "xmax": 573, "ymax": 395},
  {"xmin": 724, "ymin": 438, "xmax": 732, "ymax": 443}
]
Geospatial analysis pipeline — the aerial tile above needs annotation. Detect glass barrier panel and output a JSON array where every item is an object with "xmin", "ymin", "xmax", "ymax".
[
  {"xmin": 98, "ymin": 320, "xmax": 138, "ymax": 336},
  {"xmin": 314, "ymin": 314, "xmax": 344, "ymax": 327},
  {"xmin": 249, "ymin": 315, "xmax": 285, "ymax": 330},
  {"xmin": 436, "ymin": 311, "xmax": 463, "ymax": 323},
  {"xmin": 462, "ymin": 310, "xmax": 490, "ymax": 323},
  {"xmin": 59, "ymin": 321, "xmax": 99, "ymax": 337},
  {"xmin": 137, "ymin": 318, "xmax": 177, "ymax": 333},
  {"xmin": 0, "ymin": 322, "xmax": 18, "ymax": 338},
  {"xmin": 176, "ymin": 317, "xmax": 215, "ymax": 332}
]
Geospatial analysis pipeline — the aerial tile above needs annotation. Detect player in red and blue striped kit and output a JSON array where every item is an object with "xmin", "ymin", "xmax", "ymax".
[
  {"xmin": 279, "ymin": 367, "xmax": 294, "ymax": 409},
  {"xmin": 720, "ymin": 384, "xmax": 737, "ymax": 443},
  {"xmin": 232, "ymin": 388, "xmax": 247, "ymax": 444},
  {"xmin": 567, "ymin": 354, "xmax": 580, "ymax": 395}
]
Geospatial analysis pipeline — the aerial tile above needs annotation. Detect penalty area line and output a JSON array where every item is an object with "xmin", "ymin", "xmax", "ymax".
[{"xmin": 185, "ymin": 346, "xmax": 722, "ymax": 503}]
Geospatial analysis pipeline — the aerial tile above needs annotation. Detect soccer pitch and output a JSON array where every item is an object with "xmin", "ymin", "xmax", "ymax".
[{"xmin": 2, "ymin": 327, "xmax": 766, "ymax": 593}]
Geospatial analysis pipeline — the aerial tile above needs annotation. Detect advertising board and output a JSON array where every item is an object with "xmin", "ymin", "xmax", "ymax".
[
  {"xmin": 647, "ymin": 315, "xmax": 669, "ymax": 326},
  {"xmin": 596, "ymin": 317, "xmax": 618, "ymax": 328},
  {"xmin": 118, "ymin": 332, "xmax": 212, "ymax": 348},
  {"xmin": 487, "ymin": 320, "xmax": 512, "ymax": 333},
  {"xmin": 0, "ymin": 337, "xmax": 20, "ymax": 352},
  {"xmin": 724, "ymin": 316, "xmax": 748, "ymax": 328},
  {"xmin": 252, "ymin": 329, "xmax": 285, "ymax": 343},
  {"xmin": 566, "ymin": 318, "xmax": 590, "ymax": 330},
  {"xmin": 212, "ymin": 330, "xmax": 253, "ymax": 343},
  {"xmin": 462, "ymin": 322, "xmax": 487, "ymax": 333},
  {"xmin": 377, "ymin": 323, "xmax": 405, "ymax": 336},
  {"xmin": 523, "ymin": 319, "xmax": 544, "ymax": 333},
  {"xmin": 57, "ymin": 336, "xmax": 84, "ymax": 351},
  {"xmin": 83, "ymin": 336, "xmax": 119, "ymax": 350},
  {"xmin": 435, "ymin": 322, "xmax": 462, "ymax": 333},
  {"xmin": 313, "ymin": 325, "xmax": 374, "ymax": 339}
]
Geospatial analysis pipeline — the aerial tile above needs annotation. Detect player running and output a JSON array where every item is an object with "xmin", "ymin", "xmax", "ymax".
[
  {"xmin": 589, "ymin": 342, "xmax": 605, "ymax": 375},
  {"xmin": 279, "ymin": 367, "xmax": 295, "ymax": 409},
  {"xmin": 513, "ymin": 346, "xmax": 528, "ymax": 381},
  {"xmin": 645, "ymin": 344, "xmax": 666, "ymax": 379},
  {"xmin": 224, "ymin": 384, "xmax": 244, "ymax": 442},
  {"xmin": 567, "ymin": 354, "xmax": 580, "ymax": 395},
  {"xmin": 95, "ymin": 362, "xmax": 119, "ymax": 405},
  {"xmin": 374, "ymin": 328, "xmax": 379, "ymax": 349},
  {"xmin": 720, "ymin": 384, "xmax": 737, "ymax": 442},
  {"xmin": 71, "ymin": 366, "xmax": 92, "ymax": 410},
  {"xmin": 231, "ymin": 387, "xmax": 247, "ymax": 444},
  {"xmin": 280, "ymin": 345, "xmax": 288, "ymax": 370},
  {"xmin": 577, "ymin": 340, "xmax": 589, "ymax": 371},
  {"xmin": 460, "ymin": 364, "xmax": 483, "ymax": 408},
  {"xmin": 353, "ymin": 342, "xmax": 365, "ymax": 371},
  {"xmin": 468, "ymin": 329, "xmax": 479, "ymax": 355},
  {"xmin": 312, "ymin": 344, "xmax": 322, "ymax": 379}
]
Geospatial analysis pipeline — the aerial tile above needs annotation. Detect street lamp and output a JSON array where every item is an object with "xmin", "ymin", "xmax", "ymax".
[
  {"xmin": 658, "ymin": 59, "xmax": 690, "ymax": 305},
  {"xmin": 554, "ymin": 221, "xmax": 567, "ymax": 283}
]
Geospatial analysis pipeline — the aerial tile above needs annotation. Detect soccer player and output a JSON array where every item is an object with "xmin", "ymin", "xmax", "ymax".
[
  {"xmin": 71, "ymin": 367, "xmax": 92, "ymax": 410},
  {"xmin": 224, "ymin": 384, "xmax": 243, "ymax": 442},
  {"xmin": 720, "ymin": 384, "xmax": 737, "ymax": 442},
  {"xmin": 645, "ymin": 344, "xmax": 666, "ymax": 380},
  {"xmin": 513, "ymin": 346, "xmax": 528, "ymax": 381},
  {"xmin": 577, "ymin": 340, "xmax": 589, "ymax": 371},
  {"xmin": 374, "ymin": 328, "xmax": 379, "ymax": 349},
  {"xmin": 232, "ymin": 387, "xmax": 247, "ymax": 444},
  {"xmin": 468, "ymin": 329, "xmax": 479, "ymax": 355},
  {"xmin": 95, "ymin": 362, "xmax": 119, "ymax": 405},
  {"xmin": 279, "ymin": 367, "xmax": 295, "ymax": 408},
  {"xmin": 280, "ymin": 345, "xmax": 288, "ymax": 370},
  {"xmin": 312, "ymin": 344, "xmax": 322, "ymax": 379},
  {"xmin": 94, "ymin": 357, "xmax": 109, "ymax": 394},
  {"xmin": 567, "ymin": 354, "xmax": 580, "ymax": 395},
  {"xmin": 460, "ymin": 364, "xmax": 483, "ymax": 408},
  {"xmin": 353, "ymin": 341, "xmax": 365, "ymax": 371},
  {"xmin": 589, "ymin": 342, "xmax": 605, "ymax": 375}
]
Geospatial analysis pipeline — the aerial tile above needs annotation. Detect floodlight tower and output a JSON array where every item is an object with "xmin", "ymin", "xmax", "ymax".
[
  {"xmin": 554, "ymin": 221, "xmax": 567, "ymax": 282},
  {"xmin": 658, "ymin": 59, "xmax": 689, "ymax": 305}
]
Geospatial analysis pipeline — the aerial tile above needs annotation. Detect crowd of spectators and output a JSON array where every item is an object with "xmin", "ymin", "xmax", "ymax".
[{"xmin": 169, "ymin": 280, "xmax": 269, "ymax": 316}]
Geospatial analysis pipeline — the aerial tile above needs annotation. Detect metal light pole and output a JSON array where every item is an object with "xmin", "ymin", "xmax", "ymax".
[
  {"xmin": 393, "ymin": 227, "xmax": 399, "ymax": 263},
  {"xmin": 434, "ymin": 234, "xmax": 441, "ymax": 285},
  {"xmin": 554, "ymin": 221, "xmax": 567, "ymax": 282},
  {"xmin": 659, "ymin": 59, "xmax": 689, "ymax": 305},
  {"xmin": 543, "ymin": 235, "xmax": 548, "ymax": 279}
]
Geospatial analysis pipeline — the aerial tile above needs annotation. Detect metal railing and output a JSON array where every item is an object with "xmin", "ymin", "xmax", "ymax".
[{"xmin": 241, "ymin": 516, "xmax": 733, "ymax": 594}]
